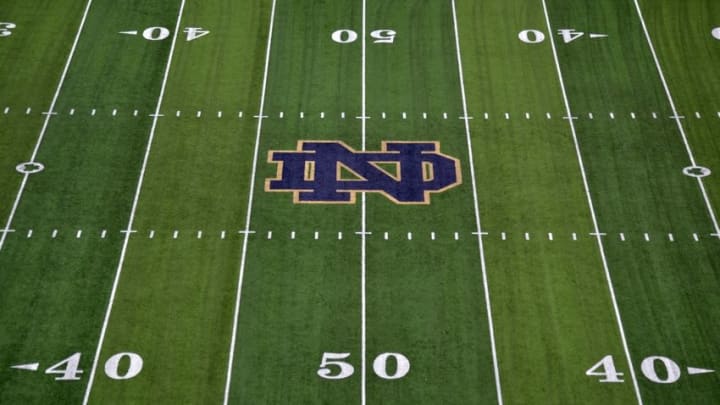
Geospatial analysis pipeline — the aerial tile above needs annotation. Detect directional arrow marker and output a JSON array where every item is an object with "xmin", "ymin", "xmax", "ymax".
[
  {"xmin": 687, "ymin": 367, "xmax": 715, "ymax": 375},
  {"xmin": 10, "ymin": 363, "xmax": 39, "ymax": 371},
  {"xmin": 118, "ymin": 30, "xmax": 138, "ymax": 36},
  {"xmin": 589, "ymin": 33, "xmax": 608, "ymax": 39}
]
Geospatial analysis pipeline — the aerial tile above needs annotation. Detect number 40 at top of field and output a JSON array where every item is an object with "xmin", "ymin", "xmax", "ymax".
[{"xmin": 118, "ymin": 27, "xmax": 209, "ymax": 42}]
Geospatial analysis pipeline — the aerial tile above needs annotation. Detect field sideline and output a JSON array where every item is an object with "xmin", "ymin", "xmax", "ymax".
[{"xmin": 0, "ymin": 0, "xmax": 719, "ymax": 404}]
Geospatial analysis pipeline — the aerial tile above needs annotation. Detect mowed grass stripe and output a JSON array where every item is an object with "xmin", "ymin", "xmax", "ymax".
[
  {"xmin": 230, "ymin": 0, "xmax": 363, "ymax": 402},
  {"xmin": 457, "ymin": 0, "xmax": 639, "ymax": 403},
  {"xmin": 364, "ymin": 1, "xmax": 497, "ymax": 403},
  {"xmin": 641, "ymin": 0, "xmax": 720, "ymax": 218},
  {"xmin": 82, "ymin": 0, "xmax": 271, "ymax": 403},
  {"xmin": 546, "ymin": 0, "xmax": 720, "ymax": 403},
  {"xmin": 0, "ymin": 0, "xmax": 88, "ymax": 221},
  {"xmin": 0, "ymin": 1, "xmax": 182, "ymax": 403}
]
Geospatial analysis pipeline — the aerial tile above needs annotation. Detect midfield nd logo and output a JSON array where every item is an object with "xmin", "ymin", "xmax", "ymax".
[{"xmin": 265, "ymin": 141, "xmax": 461, "ymax": 204}]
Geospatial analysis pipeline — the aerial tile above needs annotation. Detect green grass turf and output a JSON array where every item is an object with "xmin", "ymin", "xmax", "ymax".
[{"xmin": 0, "ymin": 0, "xmax": 719, "ymax": 404}]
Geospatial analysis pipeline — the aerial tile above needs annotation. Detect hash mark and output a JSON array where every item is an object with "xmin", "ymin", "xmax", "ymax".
[
  {"xmin": 238, "ymin": 111, "xmax": 243, "ymax": 118},
  {"xmin": 572, "ymin": 232, "xmax": 577, "ymax": 241},
  {"xmin": 423, "ymin": 112, "xmax": 428, "ymax": 119},
  {"xmin": 52, "ymin": 229, "xmax": 58, "ymax": 238},
  {"xmin": 314, "ymin": 231, "xmax": 319, "ymax": 240},
  {"xmin": 76, "ymin": 230, "xmax": 82, "ymax": 239},
  {"xmin": 402, "ymin": 112, "xmax": 407, "ymax": 119},
  {"xmin": 101, "ymin": 230, "xmax": 107, "ymax": 239},
  {"xmin": 176, "ymin": 110, "xmax": 181, "ymax": 117},
  {"xmin": 430, "ymin": 231, "xmax": 436, "ymax": 240},
  {"xmin": 454, "ymin": 232, "xmax": 459, "ymax": 240},
  {"xmin": 320, "ymin": 112, "xmax": 325, "ymax": 119},
  {"xmin": 267, "ymin": 231, "xmax": 272, "ymax": 239},
  {"xmin": 695, "ymin": 112, "xmax": 701, "ymax": 119},
  {"xmin": 382, "ymin": 112, "xmax": 386, "ymax": 119},
  {"xmin": 524, "ymin": 232, "xmax": 530, "ymax": 241},
  {"xmin": 644, "ymin": 233, "xmax": 650, "ymax": 241},
  {"xmin": 620, "ymin": 233, "xmax": 626, "ymax": 241},
  {"xmin": 133, "ymin": 110, "xmax": 138, "ymax": 117},
  {"xmin": 668, "ymin": 233, "xmax": 674, "ymax": 242},
  {"xmin": 27, "ymin": 229, "xmax": 33, "ymax": 238},
  {"xmin": 525, "ymin": 112, "xmax": 531, "ymax": 119},
  {"xmin": 337, "ymin": 231, "xmax": 342, "ymax": 240},
  {"xmin": 546, "ymin": 112, "xmax": 552, "ymax": 119},
  {"xmin": 609, "ymin": 112, "xmax": 615, "ymax": 119},
  {"xmin": 173, "ymin": 230, "xmax": 179, "ymax": 239},
  {"xmin": 196, "ymin": 110, "xmax": 202, "ymax": 118},
  {"xmin": 384, "ymin": 232, "xmax": 388, "ymax": 240},
  {"xmin": 501, "ymin": 232, "xmax": 506, "ymax": 241},
  {"xmin": 630, "ymin": 112, "xmax": 636, "ymax": 119},
  {"xmin": 149, "ymin": 230, "xmax": 155, "ymax": 239},
  {"xmin": 3, "ymin": 107, "xmax": 8, "ymax": 114},
  {"xmin": 91, "ymin": 109, "xmax": 96, "ymax": 116},
  {"xmin": 443, "ymin": 112, "xmax": 448, "ymax": 119},
  {"xmin": 505, "ymin": 113, "xmax": 510, "ymax": 120},
  {"xmin": 112, "ymin": 109, "xmax": 117, "ymax": 117},
  {"xmin": 407, "ymin": 232, "xmax": 412, "ymax": 240},
  {"xmin": 217, "ymin": 111, "xmax": 223, "ymax": 118},
  {"xmin": 221, "ymin": 231, "xmax": 226, "ymax": 239},
  {"xmin": 484, "ymin": 112, "xmax": 489, "ymax": 120},
  {"xmin": 652, "ymin": 112, "xmax": 658, "ymax": 119},
  {"xmin": 25, "ymin": 107, "xmax": 31, "ymax": 115},
  {"xmin": 300, "ymin": 112, "xmax": 305, "ymax": 119},
  {"xmin": 291, "ymin": 231, "xmax": 296, "ymax": 239},
  {"xmin": 588, "ymin": 112, "xmax": 594, "ymax": 119},
  {"xmin": 197, "ymin": 230, "xmax": 203, "ymax": 239},
  {"xmin": 70, "ymin": 108, "xmax": 75, "ymax": 115},
  {"xmin": 693, "ymin": 233, "xmax": 699, "ymax": 242},
  {"xmin": 548, "ymin": 232, "xmax": 553, "ymax": 241}
]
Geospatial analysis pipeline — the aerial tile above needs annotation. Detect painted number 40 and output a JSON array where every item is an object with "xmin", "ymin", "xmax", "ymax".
[
  {"xmin": 317, "ymin": 352, "xmax": 410, "ymax": 380},
  {"xmin": 586, "ymin": 355, "xmax": 708, "ymax": 385}
]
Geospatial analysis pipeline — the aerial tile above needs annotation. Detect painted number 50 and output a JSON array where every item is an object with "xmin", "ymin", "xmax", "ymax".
[
  {"xmin": 331, "ymin": 29, "xmax": 397, "ymax": 44},
  {"xmin": 317, "ymin": 352, "xmax": 410, "ymax": 380}
]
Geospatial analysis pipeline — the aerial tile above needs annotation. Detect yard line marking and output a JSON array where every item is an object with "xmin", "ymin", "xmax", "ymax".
[
  {"xmin": 42, "ymin": 111, "xmax": 58, "ymax": 116},
  {"xmin": 452, "ymin": 1, "xmax": 503, "ymax": 402},
  {"xmin": 360, "ymin": 0, "xmax": 368, "ymax": 402},
  {"xmin": 0, "ymin": 0, "xmax": 94, "ymax": 252},
  {"xmin": 82, "ymin": 2, "xmax": 187, "ymax": 402},
  {"xmin": 632, "ymin": 0, "xmax": 720, "ymax": 236},
  {"xmin": 542, "ymin": 1, "xmax": 643, "ymax": 403},
  {"xmin": 223, "ymin": 1, "xmax": 276, "ymax": 403}
]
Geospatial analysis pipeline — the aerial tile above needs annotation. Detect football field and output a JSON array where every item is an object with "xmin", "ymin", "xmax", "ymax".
[{"xmin": 1, "ymin": 0, "xmax": 720, "ymax": 403}]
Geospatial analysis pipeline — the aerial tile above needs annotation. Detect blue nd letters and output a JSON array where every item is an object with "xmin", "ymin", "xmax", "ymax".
[{"xmin": 265, "ymin": 141, "xmax": 461, "ymax": 204}]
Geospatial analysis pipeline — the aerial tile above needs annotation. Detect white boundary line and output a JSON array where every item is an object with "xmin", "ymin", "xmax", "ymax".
[
  {"xmin": 0, "ymin": 0, "xmax": 95, "ymax": 252},
  {"xmin": 450, "ymin": 1, "xmax": 503, "ymax": 403},
  {"xmin": 222, "ymin": 0, "xmax": 277, "ymax": 403},
  {"xmin": 81, "ymin": 1, "xmax": 187, "ymax": 403},
  {"xmin": 631, "ymin": 0, "xmax": 720, "ymax": 236},
  {"xmin": 540, "ymin": 1, "xmax": 643, "ymax": 403},
  {"xmin": 360, "ymin": 0, "xmax": 368, "ymax": 403}
]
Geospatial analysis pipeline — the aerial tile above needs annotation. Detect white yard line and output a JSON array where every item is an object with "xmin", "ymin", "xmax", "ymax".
[
  {"xmin": 222, "ymin": 0, "xmax": 277, "ymax": 403},
  {"xmin": 631, "ymin": 0, "xmax": 720, "ymax": 236},
  {"xmin": 361, "ymin": 0, "xmax": 368, "ymax": 403},
  {"xmin": 81, "ymin": 1, "xmax": 187, "ymax": 403},
  {"xmin": 0, "ymin": 0, "xmax": 94, "ymax": 252},
  {"xmin": 540, "ymin": 1, "xmax": 643, "ymax": 403},
  {"xmin": 450, "ymin": 1, "xmax": 503, "ymax": 403}
]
